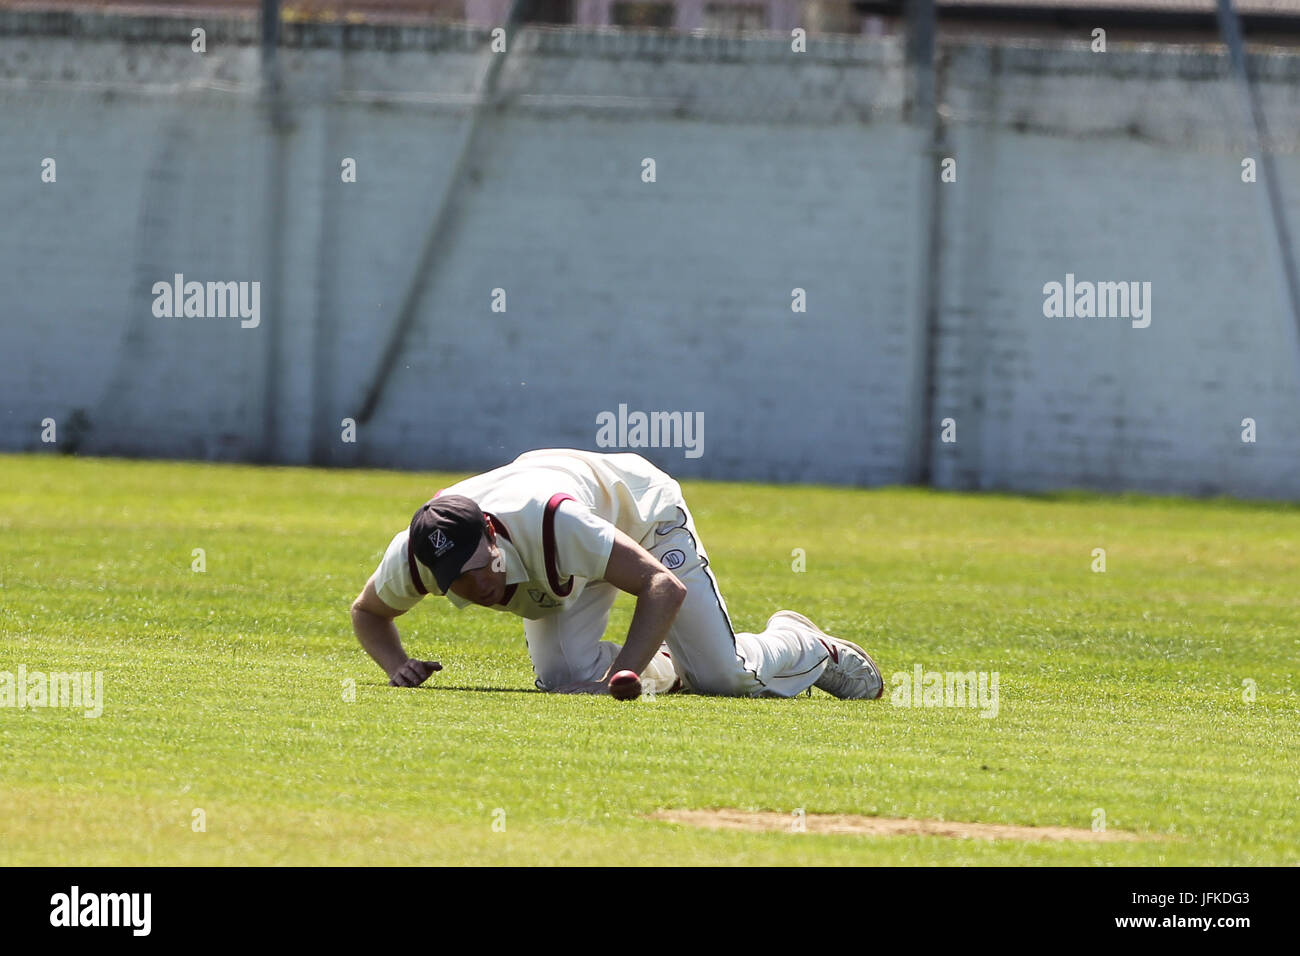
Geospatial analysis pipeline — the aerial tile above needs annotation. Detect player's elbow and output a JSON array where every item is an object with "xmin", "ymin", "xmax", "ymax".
[
  {"xmin": 352, "ymin": 586, "xmax": 402, "ymax": 627},
  {"xmin": 350, "ymin": 594, "xmax": 376, "ymax": 630},
  {"xmin": 657, "ymin": 571, "xmax": 688, "ymax": 607}
]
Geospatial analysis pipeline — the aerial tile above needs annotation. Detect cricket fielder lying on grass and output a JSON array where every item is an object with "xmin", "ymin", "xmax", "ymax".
[{"xmin": 350, "ymin": 448, "xmax": 883, "ymax": 699}]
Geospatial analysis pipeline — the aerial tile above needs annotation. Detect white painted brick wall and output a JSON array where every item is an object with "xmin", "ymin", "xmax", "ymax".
[
  {"xmin": 2, "ymin": 14, "xmax": 1299, "ymax": 496},
  {"xmin": 934, "ymin": 43, "xmax": 1300, "ymax": 498}
]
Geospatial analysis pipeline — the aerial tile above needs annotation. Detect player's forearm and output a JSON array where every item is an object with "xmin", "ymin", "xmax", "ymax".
[
  {"xmin": 612, "ymin": 574, "xmax": 686, "ymax": 677},
  {"xmin": 351, "ymin": 607, "xmax": 409, "ymax": 678}
]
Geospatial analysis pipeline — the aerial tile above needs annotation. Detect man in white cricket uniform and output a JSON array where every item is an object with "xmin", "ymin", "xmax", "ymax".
[{"xmin": 350, "ymin": 448, "xmax": 883, "ymax": 699}]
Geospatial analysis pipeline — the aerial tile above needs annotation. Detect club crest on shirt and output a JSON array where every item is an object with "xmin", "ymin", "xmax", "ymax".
[
  {"xmin": 528, "ymin": 588, "xmax": 561, "ymax": 608},
  {"xmin": 661, "ymin": 549, "xmax": 686, "ymax": 570}
]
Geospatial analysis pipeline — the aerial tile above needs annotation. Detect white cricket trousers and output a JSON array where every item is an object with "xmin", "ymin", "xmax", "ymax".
[{"xmin": 525, "ymin": 505, "xmax": 831, "ymax": 698}]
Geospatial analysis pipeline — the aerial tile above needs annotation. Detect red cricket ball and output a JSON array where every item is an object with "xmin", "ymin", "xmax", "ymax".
[{"xmin": 608, "ymin": 670, "xmax": 642, "ymax": 701}]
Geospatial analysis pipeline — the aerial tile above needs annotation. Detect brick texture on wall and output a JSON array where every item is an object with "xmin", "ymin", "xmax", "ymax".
[{"xmin": 2, "ymin": 12, "xmax": 1299, "ymax": 496}]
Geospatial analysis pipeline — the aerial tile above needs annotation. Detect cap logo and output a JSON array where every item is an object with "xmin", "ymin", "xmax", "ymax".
[{"xmin": 429, "ymin": 528, "xmax": 454, "ymax": 557}]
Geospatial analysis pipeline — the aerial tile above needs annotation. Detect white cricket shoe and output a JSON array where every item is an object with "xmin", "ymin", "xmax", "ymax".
[{"xmin": 769, "ymin": 610, "xmax": 884, "ymax": 700}]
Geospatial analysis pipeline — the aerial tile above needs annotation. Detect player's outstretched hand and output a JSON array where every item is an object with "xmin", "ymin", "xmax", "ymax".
[
  {"xmin": 554, "ymin": 679, "xmax": 610, "ymax": 695},
  {"xmin": 389, "ymin": 658, "xmax": 443, "ymax": 687}
]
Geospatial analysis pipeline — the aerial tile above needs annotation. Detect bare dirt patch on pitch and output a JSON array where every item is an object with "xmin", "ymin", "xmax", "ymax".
[{"xmin": 650, "ymin": 809, "xmax": 1150, "ymax": 842}]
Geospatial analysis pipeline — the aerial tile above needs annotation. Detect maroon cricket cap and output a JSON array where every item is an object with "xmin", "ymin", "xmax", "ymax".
[{"xmin": 409, "ymin": 495, "xmax": 494, "ymax": 594}]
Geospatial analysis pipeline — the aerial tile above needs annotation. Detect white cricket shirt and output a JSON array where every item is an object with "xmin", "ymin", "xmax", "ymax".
[{"xmin": 372, "ymin": 449, "xmax": 686, "ymax": 619}]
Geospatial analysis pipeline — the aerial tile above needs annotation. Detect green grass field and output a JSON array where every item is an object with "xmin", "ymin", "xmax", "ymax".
[{"xmin": 1, "ymin": 454, "xmax": 1296, "ymax": 865}]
